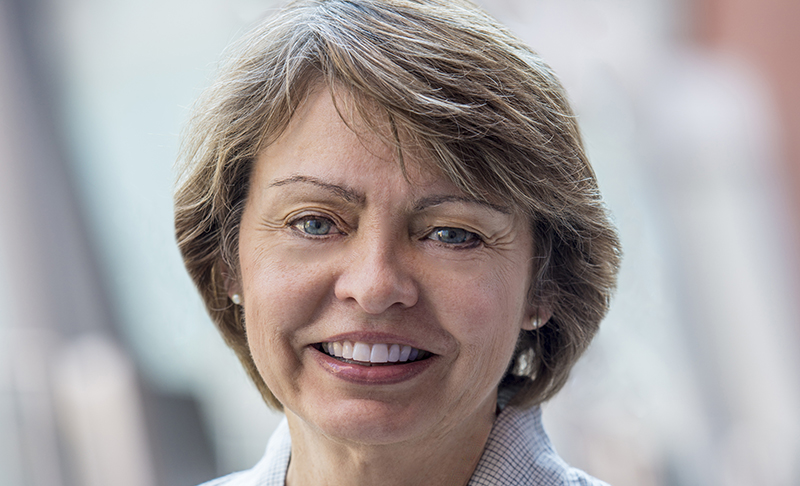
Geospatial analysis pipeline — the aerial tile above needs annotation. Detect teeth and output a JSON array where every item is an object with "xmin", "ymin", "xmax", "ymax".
[
  {"xmin": 342, "ymin": 341, "xmax": 354, "ymax": 360},
  {"xmin": 387, "ymin": 344, "xmax": 400, "ymax": 362},
  {"xmin": 320, "ymin": 341, "xmax": 427, "ymax": 364},
  {"xmin": 352, "ymin": 342, "xmax": 371, "ymax": 362},
  {"xmin": 399, "ymin": 345, "xmax": 411, "ymax": 362},
  {"xmin": 370, "ymin": 344, "xmax": 389, "ymax": 363}
]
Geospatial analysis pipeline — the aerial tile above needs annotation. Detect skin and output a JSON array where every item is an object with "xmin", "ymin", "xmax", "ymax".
[{"xmin": 231, "ymin": 87, "xmax": 539, "ymax": 486}]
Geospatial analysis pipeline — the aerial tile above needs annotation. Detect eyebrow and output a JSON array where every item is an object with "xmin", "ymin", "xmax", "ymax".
[
  {"xmin": 413, "ymin": 195, "xmax": 511, "ymax": 214},
  {"xmin": 268, "ymin": 175, "xmax": 366, "ymax": 205},
  {"xmin": 269, "ymin": 175, "xmax": 510, "ymax": 214}
]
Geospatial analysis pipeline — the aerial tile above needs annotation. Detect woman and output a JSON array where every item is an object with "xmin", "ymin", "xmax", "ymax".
[{"xmin": 175, "ymin": 0, "xmax": 621, "ymax": 484}]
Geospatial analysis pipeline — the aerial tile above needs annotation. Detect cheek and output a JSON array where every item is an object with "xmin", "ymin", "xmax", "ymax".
[
  {"xmin": 239, "ymin": 244, "xmax": 336, "ymax": 376},
  {"xmin": 431, "ymin": 266, "xmax": 526, "ymax": 366},
  {"xmin": 241, "ymin": 241, "xmax": 334, "ymax": 324}
]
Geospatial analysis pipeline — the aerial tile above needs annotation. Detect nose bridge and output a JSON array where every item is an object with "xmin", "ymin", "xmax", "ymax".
[{"xmin": 334, "ymin": 222, "xmax": 418, "ymax": 314}]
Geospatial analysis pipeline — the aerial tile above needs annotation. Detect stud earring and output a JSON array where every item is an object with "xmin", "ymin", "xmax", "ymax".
[
  {"xmin": 530, "ymin": 317, "xmax": 540, "ymax": 330},
  {"xmin": 231, "ymin": 294, "xmax": 242, "ymax": 305}
]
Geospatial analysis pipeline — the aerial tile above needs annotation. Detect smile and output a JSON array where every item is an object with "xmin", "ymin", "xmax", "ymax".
[{"xmin": 317, "ymin": 341, "xmax": 431, "ymax": 365}]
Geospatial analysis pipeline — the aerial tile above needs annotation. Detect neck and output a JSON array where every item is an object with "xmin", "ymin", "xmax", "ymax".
[{"xmin": 284, "ymin": 399, "xmax": 497, "ymax": 486}]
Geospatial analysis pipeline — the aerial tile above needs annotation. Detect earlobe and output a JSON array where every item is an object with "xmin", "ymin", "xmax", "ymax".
[
  {"xmin": 522, "ymin": 308, "xmax": 552, "ymax": 331},
  {"xmin": 221, "ymin": 263, "xmax": 243, "ymax": 305}
]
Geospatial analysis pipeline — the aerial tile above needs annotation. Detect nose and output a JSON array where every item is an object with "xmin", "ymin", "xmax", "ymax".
[{"xmin": 334, "ymin": 235, "xmax": 419, "ymax": 314}]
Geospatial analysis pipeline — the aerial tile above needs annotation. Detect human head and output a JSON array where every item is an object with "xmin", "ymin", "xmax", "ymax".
[{"xmin": 175, "ymin": 0, "xmax": 621, "ymax": 410}]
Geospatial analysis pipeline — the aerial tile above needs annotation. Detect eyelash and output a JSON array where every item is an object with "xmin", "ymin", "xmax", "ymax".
[{"xmin": 288, "ymin": 215, "xmax": 483, "ymax": 249}]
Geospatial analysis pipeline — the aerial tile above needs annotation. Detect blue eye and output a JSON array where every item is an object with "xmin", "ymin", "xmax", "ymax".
[
  {"xmin": 293, "ymin": 216, "xmax": 338, "ymax": 236},
  {"xmin": 428, "ymin": 227, "xmax": 479, "ymax": 245}
]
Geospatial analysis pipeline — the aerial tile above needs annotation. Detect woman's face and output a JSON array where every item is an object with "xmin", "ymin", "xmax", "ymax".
[{"xmin": 235, "ymin": 88, "xmax": 535, "ymax": 445}]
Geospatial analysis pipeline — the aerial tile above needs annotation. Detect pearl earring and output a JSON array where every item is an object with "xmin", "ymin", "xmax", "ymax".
[
  {"xmin": 231, "ymin": 294, "xmax": 242, "ymax": 305},
  {"xmin": 530, "ymin": 317, "xmax": 540, "ymax": 330}
]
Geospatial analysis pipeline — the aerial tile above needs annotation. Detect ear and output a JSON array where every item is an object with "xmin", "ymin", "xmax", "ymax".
[
  {"xmin": 521, "ymin": 307, "xmax": 553, "ymax": 331},
  {"xmin": 221, "ymin": 263, "xmax": 243, "ymax": 303}
]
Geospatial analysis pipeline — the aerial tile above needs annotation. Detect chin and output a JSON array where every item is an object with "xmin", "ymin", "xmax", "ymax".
[{"xmin": 293, "ymin": 394, "xmax": 437, "ymax": 446}]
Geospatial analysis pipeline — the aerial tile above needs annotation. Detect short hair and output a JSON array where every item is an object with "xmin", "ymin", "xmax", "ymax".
[{"xmin": 175, "ymin": 0, "xmax": 621, "ymax": 410}]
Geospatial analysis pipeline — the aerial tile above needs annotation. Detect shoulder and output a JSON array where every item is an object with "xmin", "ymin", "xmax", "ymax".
[
  {"xmin": 197, "ymin": 417, "xmax": 291, "ymax": 486},
  {"xmin": 469, "ymin": 405, "xmax": 611, "ymax": 486}
]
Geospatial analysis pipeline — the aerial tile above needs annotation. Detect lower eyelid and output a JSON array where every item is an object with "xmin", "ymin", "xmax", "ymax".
[{"xmin": 426, "ymin": 239, "xmax": 483, "ymax": 251}]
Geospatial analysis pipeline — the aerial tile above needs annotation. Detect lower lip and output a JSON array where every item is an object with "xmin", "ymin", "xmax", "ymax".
[{"xmin": 311, "ymin": 347, "xmax": 436, "ymax": 385}]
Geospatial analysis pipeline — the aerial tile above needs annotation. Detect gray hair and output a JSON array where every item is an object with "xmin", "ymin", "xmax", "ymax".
[{"xmin": 175, "ymin": 0, "xmax": 621, "ymax": 410}]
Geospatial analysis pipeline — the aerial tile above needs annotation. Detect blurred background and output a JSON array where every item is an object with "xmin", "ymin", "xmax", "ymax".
[{"xmin": 1, "ymin": 0, "xmax": 798, "ymax": 484}]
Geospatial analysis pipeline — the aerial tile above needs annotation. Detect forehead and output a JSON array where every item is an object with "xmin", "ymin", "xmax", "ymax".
[{"xmin": 255, "ymin": 86, "xmax": 455, "ymax": 195}]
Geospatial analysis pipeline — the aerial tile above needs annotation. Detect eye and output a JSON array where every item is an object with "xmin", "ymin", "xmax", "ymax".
[
  {"xmin": 291, "ymin": 216, "xmax": 341, "ymax": 237},
  {"xmin": 427, "ymin": 227, "xmax": 480, "ymax": 246}
]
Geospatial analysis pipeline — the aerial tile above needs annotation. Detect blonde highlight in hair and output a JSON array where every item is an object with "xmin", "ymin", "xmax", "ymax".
[{"xmin": 175, "ymin": 0, "xmax": 621, "ymax": 410}]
